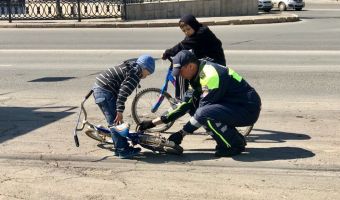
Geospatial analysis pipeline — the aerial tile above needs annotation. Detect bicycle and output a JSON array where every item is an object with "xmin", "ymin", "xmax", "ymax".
[
  {"xmin": 73, "ymin": 90, "xmax": 183, "ymax": 155},
  {"xmin": 131, "ymin": 59, "xmax": 254, "ymax": 136}
]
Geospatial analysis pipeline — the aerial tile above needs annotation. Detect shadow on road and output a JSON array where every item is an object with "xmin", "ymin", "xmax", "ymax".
[
  {"xmin": 233, "ymin": 147, "xmax": 315, "ymax": 162},
  {"xmin": 135, "ymin": 146, "xmax": 315, "ymax": 163},
  {"xmin": 95, "ymin": 144, "xmax": 216, "ymax": 163},
  {"xmin": 0, "ymin": 106, "xmax": 76, "ymax": 144},
  {"xmin": 137, "ymin": 128, "xmax": 314, "ymax": 163},
  {"xmin": 247, "ymin": 128, "xmax": 311, "ymax": 143},
  {"xmin": 92, "ymin": 128, "xmax": 314, "ymax": 163}
]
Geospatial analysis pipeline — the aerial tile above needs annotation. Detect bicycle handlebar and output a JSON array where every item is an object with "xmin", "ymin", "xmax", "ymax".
[
  {"xmin": 85, "ymin": 90, "xmax": 93, "ymax": 99},
  {"xmin": 73, "ymin": 90, "xmax": 93, "ymax": 147},
  {"xmin": 74, "ymin": 135, "xmax": 80, "ymax": 147}
]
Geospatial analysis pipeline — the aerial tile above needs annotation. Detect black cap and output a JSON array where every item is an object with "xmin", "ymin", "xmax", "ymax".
[{"xmin": 172, "ymin": 50, "xmax": 197, "ymax": 76}]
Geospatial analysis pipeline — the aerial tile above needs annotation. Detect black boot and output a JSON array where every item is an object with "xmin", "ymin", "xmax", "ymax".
[{"xmin": 215, "ymin": 128, "xmax": 246, "ymax": 157}]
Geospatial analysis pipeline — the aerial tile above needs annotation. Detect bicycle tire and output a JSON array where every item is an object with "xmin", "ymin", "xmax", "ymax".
[
  {"xmin": 139, "ymin": 133, "xmax": 183, "ymax": 155},
  {"xmin": 85, "ymin": 127, "xmax": 113, "ymax": 144},
  {"xmin": 131, "ymin": 88, "xmax": 175, "ymax": 132},
  {"xmin": 131, "ymin": 88, "xmax": 253, "ymax": 136}
]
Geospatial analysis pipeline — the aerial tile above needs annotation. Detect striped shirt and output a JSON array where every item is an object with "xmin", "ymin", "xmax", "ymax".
[{"xmin": 95, "ymin": 61, "xmax": 142, "ymax": 113}]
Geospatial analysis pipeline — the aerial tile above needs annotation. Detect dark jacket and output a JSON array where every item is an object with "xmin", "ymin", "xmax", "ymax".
[
  {"xmin": 164, "ymin": 26, "xmax": 226, "ymax": 66},
  {"xmin": 192, "ymin": 60, "xmax": 261, "ymax": 110},
  {"xmin": 161, "ymin": 60, "xmax": 261, "ymax": 124}
]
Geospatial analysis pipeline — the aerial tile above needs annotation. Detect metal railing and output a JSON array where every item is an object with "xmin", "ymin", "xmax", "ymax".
[
  {"xmin": 125, "ymin": 0, "xmax": 180, "ymax": 2},
  {"xmin": 0, "ymin": 0, "xmax": 125, "ymax": 22}
]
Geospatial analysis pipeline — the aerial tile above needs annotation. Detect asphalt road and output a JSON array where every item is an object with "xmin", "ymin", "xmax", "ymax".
[
  {"xmin": 0, "ymin": 4, "xmax": 339, "ymax": 200},
  {"xmin": 0, "ymin": 4, "xmax": 340, "ymax": 50}
]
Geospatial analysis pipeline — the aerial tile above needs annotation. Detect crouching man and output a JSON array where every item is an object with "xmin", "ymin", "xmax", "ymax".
[{"xmin": 139, "ymin": 50, "xmax": 261, "ymax": 157}]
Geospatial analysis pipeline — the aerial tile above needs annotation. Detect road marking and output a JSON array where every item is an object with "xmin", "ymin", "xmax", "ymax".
[
  {"xmin": 225, "ymin": 50, "xmax": 340, "ymax": 55},
  {"xmin": 1, "ymin": 49, "xmax": 340, "ymax": 55},
  {"xmin": 306, "ymin": 8, "xmax": 340, "ymax": 11}
]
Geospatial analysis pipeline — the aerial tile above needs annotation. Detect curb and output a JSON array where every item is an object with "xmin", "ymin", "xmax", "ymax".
[{"xmin": 0, "ymin": 14, "xmax": 299, "ymax": 28}]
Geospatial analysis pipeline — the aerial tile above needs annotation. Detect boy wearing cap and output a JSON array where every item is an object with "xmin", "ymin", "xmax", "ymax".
[
  {"xmin": 139, "ymin": 50, "xmax": 261, "ymax": 157},
  {"xmin": 93, "ymin": 55, "xmax": 155, "ymax": 159}
]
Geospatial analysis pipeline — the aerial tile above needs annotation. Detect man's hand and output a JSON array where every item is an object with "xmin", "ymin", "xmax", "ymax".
[
  {"xmin": 114, "ymin": 112, "xmax": 123, "ymax": 125},
  {"xmin": 137, "ymin": 120, "xmax": 156, "ymax": 131},
  {"xmin": 168, "ymin": 130, "xmax": 184, "ymax": 145}
]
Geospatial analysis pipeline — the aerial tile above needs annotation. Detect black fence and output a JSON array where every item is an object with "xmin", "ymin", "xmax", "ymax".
[{"xmin": 0, "ymin": 0, "xmax": 126, "ymax": 22}]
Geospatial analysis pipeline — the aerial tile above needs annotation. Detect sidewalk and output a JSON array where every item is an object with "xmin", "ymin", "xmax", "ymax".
[{"xmin": 0, "ymin": 12, "xmax": 299, "ymax": 28}]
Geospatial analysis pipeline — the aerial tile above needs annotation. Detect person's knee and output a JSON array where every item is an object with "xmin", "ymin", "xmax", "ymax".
[{"xmin": 193, "ymin": 107, "xmax": 209, "ymax": 125}]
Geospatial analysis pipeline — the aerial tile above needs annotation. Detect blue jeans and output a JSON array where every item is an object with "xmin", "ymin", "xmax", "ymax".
[{"xmin": 92, "ymin": 86, "xmax": 128, "ymax": 149}]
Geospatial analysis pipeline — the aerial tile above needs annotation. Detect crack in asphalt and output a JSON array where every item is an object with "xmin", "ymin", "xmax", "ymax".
[
  {"xmin": 0, "ymin": 153, "xmax": 339, "ymax": 173},
  {"xmin": 230, "ymin": 40, "xmax": 253, "ymax": 45}
]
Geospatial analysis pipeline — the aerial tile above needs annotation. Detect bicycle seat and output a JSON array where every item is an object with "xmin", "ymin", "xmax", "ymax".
[{"xmin": 110, "ymin": 123, "xmax": 130, "ymax": 137}]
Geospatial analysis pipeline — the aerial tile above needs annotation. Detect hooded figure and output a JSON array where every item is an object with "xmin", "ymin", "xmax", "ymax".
[
  {"xmin": 162, "ymin": 14, "xmax": 226, "ymax": 66},
  {"xmin": 179, "ymin": 14, "xmax": 202, "ymax": 32},
  {"xmin": 162, "ymin": 14, "xmax": 226, "ymax": 99}
]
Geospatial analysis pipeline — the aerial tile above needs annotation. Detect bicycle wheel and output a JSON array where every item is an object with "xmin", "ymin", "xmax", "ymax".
[
  {"xmin": 236, "ymin": 125, "xmax": 253, "ymax": 137},
  {"xmin": 131, "ymin": 88, "xmax": 175, "ymax": 132},
  {"xmin": 85, "ymin": 127, "xmax": 113, "ymax": 144},
  {"xmin": 139, "ymin": 133, "xmax": 183, "ymax": 155}
]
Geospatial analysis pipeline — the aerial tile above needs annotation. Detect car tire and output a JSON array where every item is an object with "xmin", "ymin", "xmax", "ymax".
[{"xmin": 279, "ymin": 3, "xmax": 286, "ymax": 11}]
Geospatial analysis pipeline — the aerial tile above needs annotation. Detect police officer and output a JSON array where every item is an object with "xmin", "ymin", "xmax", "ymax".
[{"xmin": 139, "ymin": 50, "xmax": 261, "ymax": 157}]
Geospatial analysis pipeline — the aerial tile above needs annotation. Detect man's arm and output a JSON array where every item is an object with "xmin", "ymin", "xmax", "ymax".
[
  {"xmin": 163, "ymin": 35, "xmax": 201, "ymax": 59},
  {"xmin": 161, "ymin": 100, "xmax": 194, "ymax": 123},
  {"xmin": 138, "ymin": 100, "xmax": 194, "ymax": 131}
]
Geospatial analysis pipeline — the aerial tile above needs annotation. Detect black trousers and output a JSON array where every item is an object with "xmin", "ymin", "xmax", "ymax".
[{"xmin": 194, "ymin": 97, "xmax": 261, "ymax": 149}]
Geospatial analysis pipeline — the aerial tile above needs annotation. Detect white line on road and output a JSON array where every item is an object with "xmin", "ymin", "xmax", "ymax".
[
  {"xmin": 1, "ymin": 49, "xmax": 340, "ymax": 55},
  {"xmin": 305, "ymin": 8, "xmax": 340, "ymax": 11}
]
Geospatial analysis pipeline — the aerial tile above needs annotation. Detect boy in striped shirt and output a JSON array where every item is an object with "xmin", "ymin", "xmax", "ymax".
[{"xmin": 93, "ymin": 55, "xmax": 155, "ymax": 159}]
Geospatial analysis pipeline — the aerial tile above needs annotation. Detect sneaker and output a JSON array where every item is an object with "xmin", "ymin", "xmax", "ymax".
[
  {"xmin": 114, "ymin": 146, "xmax": 141, "ymax": 156},
  {"xmin": 215, "ymin": 146, "xmax": 245, "ymax": 157},
  {"xmin": 116, "ymin": 146, "xmax": 141, "ymax": 159}
]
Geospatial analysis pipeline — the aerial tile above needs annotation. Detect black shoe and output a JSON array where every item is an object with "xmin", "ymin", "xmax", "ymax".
[
  {"xmin": 214, "ymin": 133, "xmax": 246, "ymax": 152},
  {"xmin": 215, "ymin": 146, "xmax": 245, "ymax": 157},
  {"xmin": 215, "ymin": 144, "xmax": 222, "ymax": 151},
  {"xmin": 236, "ymin": 131, "xmax": 247, "ymax": 146},
  {"xmin": 114, "ymin": 146, "xmax": 141, "ymax": 158},
  {"xmin": 168, "ymin": 130, "xmax": 184, "ymax": 145},
  {"xmin": 213, "ymin": 127, "xmax": 247, "ymax": 149}
]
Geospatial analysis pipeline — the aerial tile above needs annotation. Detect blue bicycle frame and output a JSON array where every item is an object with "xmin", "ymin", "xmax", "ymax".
[
  {"xmin": 93, "ymin": 125, "xmax": 145, "ymax": 146},
  {"xmin": 151, "ymin": 64, "xmax": 177, "ymax": 113},
  {"xmin": 73, "ymin": 90, "xmax": 148, "ymax": 147}
]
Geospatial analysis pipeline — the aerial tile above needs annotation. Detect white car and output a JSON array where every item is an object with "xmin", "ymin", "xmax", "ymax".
[
  {"xmin": 272, "ymin": 0, "xmax": 305, "ymax": 11},
  {"xmin": 258, "ymin": 0, "xmax": 273, "ymax": 12}
]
